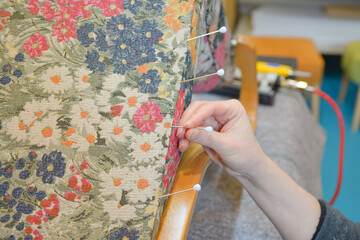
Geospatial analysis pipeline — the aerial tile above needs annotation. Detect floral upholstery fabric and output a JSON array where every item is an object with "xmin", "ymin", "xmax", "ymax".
[
  {"xmin": 193, "ymin": 0, "xmax": 234, "ymax": 92},
  {"xmin": 0, "ymin": 0, "xmax": 225, "ymax": 239}
]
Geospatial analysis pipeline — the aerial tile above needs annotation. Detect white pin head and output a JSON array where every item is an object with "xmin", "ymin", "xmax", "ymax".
[
  {"xmin": 219, "ymin": 26, "xmax": 227, "ymax": 34},
  {"xmin": 193, "ymin": 184, "xmax": 201, "ymax": 192},
  {"xmin": 204, "ymin": 126, "xmax": 213, "ymax": 133},
  {"xmin": 216, "ymin": 69, "xmax": 225, "ymax": 76}
]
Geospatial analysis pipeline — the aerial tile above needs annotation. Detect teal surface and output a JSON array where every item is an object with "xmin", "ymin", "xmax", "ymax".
[{"xmin": 320, "ymin": 55, "xmax": 360, "ymax": 222}]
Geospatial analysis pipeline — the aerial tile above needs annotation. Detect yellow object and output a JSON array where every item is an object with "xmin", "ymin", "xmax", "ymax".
[{"xmin": 257, "ymin": 61, "xmax": 294, "ymax": 77}]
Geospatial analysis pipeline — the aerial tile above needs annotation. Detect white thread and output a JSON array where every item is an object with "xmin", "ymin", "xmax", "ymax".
[
  {"xmin": 159, "ymin": 184, "xmax": 202, "ymax": 198},
  {"xmin": 181, "ymin": 69, "xmax": 225, "ymax": 83},
  {"xmin": 187, "ymin": 26, "xmax": 227, "ymax": 41}
]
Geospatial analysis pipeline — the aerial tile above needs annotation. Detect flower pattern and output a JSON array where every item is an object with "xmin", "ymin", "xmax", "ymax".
[{"xmin": 0, "ymin": 0, "xmax": 224, "ymax": 238}]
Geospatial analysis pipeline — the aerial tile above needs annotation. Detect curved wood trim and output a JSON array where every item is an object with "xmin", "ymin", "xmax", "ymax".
[
  {"xmin": 236, "ymin": 35, "xmax": 258, "ymax": 130},
  {"xmin": 156, "ymin": 143, "xmax": 211, "ymax": 240}
]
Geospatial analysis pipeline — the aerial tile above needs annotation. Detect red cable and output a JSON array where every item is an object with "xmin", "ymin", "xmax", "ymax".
[{"xmin": 312, "ymin": 88, "xmax": 345, "ymax": 205}]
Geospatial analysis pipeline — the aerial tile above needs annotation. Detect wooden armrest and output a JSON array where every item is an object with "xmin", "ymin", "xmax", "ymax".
[{"xmin": 156, "ymin": 142, "xmax": 211, "ymax": 240}]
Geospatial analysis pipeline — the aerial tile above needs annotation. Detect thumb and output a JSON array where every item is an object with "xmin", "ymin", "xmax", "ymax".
[{"xmin": 185, "ymin": 128, "xmax": 222, "ymax": 151}]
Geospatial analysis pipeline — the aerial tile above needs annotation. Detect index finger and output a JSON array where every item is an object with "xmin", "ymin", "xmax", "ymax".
[{"xmin": 180, "ymin": 99, "xmax": 244, "ymax": 129}]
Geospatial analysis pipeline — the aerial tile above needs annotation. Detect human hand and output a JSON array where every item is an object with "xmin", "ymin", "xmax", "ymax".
[{"xmin": 177, "ymin": 100, "xmax": 266, "ymax": 179}]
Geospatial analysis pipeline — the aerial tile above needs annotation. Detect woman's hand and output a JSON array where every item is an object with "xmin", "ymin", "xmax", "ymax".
[{"xmin": 177, "ymin": 99, "xmax": 266, "ymax": 179}]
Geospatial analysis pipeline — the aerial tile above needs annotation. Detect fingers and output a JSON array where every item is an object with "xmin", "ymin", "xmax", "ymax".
[
  {"xmin": 185, "ymin": 127, "xmax": 224, "ymax": 152},
  {"xmin": 181, "ymin": 100, "xmax": 243, "ymax": 129}
]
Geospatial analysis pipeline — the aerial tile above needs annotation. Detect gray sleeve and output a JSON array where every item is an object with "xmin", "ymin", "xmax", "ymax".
[{"xmin": 314, "ymin": 200, "xmax": 360, "ymax": 239}]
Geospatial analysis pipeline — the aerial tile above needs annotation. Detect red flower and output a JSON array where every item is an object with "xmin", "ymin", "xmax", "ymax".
[
  {"xmin": 95, "ymin": 0, "xmax": 124, "ymax": 17},
  {"xmin": 73, "ymin": 0, "xmax": 93, "ymax": 19},
  {"xmin": 27, "ymin": 0, "xmax": 40, "ymax": 15},
  {"xmin": 68, "ymin": 175, "xmax": 78, "ymax": 188},
  {"xmin": 0, "ymin": 10, "xmax": 11, "ymax": 31},
  {"xmin": 110, "ymin": 105, "xmax": 123, "ymax": 117},
  {"xmin": 166, "ymin": 89, "xmax": 185, "ymax": 158},
  {"xmin": 162, "ymin": 175, "xmax": 170, "ymax": 191},
  {"xmin": 80, "ymin": 160, "xmax": 89, "ymax": 170},
  {"xmin": 51, "ymin": 23, "xmax": 77, "ymax": 42},
  {"xmin": 64, "ymin": 191, "xmax": 77, "ymax": 202},
  {"xmin": 23, "ymin": 33, "xmax": 49, "ymax": 58},
  {"xmin": 40, "ymin": 194, "xmax": 60, "ymax": 218},
  {"xmin": 40, "ymin": 0, "xmax": 56, "ymax": 21},
  {"xmin": 132, "ymin": 100, "xmax": 163, "ymax": 133},
  {"xmin": 55, "ymin": 5, "xmax": 79, "ymax": 26},
  {"xmin": 81, "ymin": 178, "xmax": 92, "ymax": 193}
]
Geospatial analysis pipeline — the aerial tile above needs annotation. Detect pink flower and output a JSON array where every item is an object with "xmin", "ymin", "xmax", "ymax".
[
  {"xmin": 96, "ymin": 0, "xmax": 124, "ymax": 17},
  {"xmin": 132, "ymin": 100, "xmax": 163, "ymax": 133},
  {"xmin": 80, "ymin": 160, "xmax": 89, "ymax": 170},
  {"xmin": 55, "ymin": 5, "xmax": 79, "ymax": 26},
  {"xmin": 166, "ymin": 89, "xmax": 185, "ymax": 158},
  {"xmin": 27, "ymin": 0, "xmax": 40, "ymax": 15},
  {"xmin": 40, "ymin": 0, "xmax": 56, "ymax": 21},
  {"xmin": 23, "ymin": 33, "xmax": 49, "ymax": 58},
  {"xmin": 73, "ymin": 0, "xmax": 93, "ymax": 18},
  {"xmin": 81, "ymin": 178, "xmax": 92, "ymax": 193},
  {"xmin": 51, "ymin": 23, "xmax": 77, "ymax": 42},
  {"xmin": 162, "ymin": 175, "xmax": 170, "ymax": 191},
  {"xmin": 68, "ymin": 175, "xmax": 78, "ymax": 188}
]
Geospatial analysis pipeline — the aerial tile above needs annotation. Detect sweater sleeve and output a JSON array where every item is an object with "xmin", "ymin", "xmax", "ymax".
[{"xmin": 312, "ymin": 199, "xmax": 360, "ymax": 239}]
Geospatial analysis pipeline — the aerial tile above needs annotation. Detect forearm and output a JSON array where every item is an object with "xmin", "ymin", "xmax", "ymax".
[{"xmin": 236, "ymin": 153, "xmax": 321, "ymax": 240}]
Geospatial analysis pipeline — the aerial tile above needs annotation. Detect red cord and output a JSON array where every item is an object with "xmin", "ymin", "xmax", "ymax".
[{"xmin": 312, "ymin": 88, "xmax": 345, "ymax": 205}]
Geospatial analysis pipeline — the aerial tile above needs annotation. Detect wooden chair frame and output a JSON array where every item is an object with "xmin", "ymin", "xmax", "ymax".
[{"xmin": 156, "ymin": 35, "xmax": 258, "ymax": 240}]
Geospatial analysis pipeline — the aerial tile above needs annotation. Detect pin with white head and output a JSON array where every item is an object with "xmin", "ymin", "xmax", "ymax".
[
  {"xmin": 159, "ymin": 184, "xmax": 201, "ymax": 198},
  {"xmin": 187, "ymin": 26, "xmax": 227, "ymax": 42},
  {"xmin": 181, "ymin": 69, "xmax": 225, "ymax": 83},
  {"xmin": 171, "ymin": 126, "xmax": 213, "ymax": 133}
]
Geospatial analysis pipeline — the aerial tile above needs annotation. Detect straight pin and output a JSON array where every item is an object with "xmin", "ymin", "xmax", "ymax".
[
  {"xmin": 181, "ymin": 69, "xmax": 224, "ymax": 83},
  {"xmin": 187, "ymin": 26, "xmax": 227, "ymax": 41},
  {"xmin": 171, "ymin": 126, "xmax": 213, "ymax": 133},
  {"xmin": 159, "ymin": 184, "xmax": 201, "ymax": 198}
]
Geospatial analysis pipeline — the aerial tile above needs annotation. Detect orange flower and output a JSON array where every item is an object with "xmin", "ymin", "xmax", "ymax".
[
  {"xmin": 138, "ymin": 63, "xmax": 148, "ymax": 74},
  {"xmin": 164, "ymin": 1, "xmax": 193, "ymax": 31}
]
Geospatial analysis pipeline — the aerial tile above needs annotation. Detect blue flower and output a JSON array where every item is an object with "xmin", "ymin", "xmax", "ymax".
[
  {"xmin": 19, "ymin": 170, "xmax": 31, "ymax": 179},
  {"xmin": 0, "ymin": 214, "xmax": 10, "ymax": 223},
  {"xmin": 137, "ymin": 20, "xmax": 163, "ymax": 46},
  {"xmin": 27, "ymin": 187, "xmax": 37, "ymax": 197},
  {"xmin": 138, "ymin": 46, "xmax": 156, "ymax": 65},
  {"xmin": 15, "ymin": 53, "xmax": 24, "ymax": 62},
  {"xmin": 12, "ymin": 187, "xmax": 23, "ymax": 198},
  {"xmin": 0, "ymin": 182, "xmax": 9, "ymax": 197},
  {"xmin": 145, "ymin": 0, "xmax": 164, "ymax": 12},
  {"xmin": 85, "ymin": 50, "xmax": 106, "ymax": 72},
  {"xmin": 2, "ymin": 64, "xmax": 12, "ymax": 72},
  {"xmin": 36, "ymin": 151, "xmax": 66, "ymax": 184},
  {"xmin": 0, "ymin": 75, "xmax": 11, "ymax": 85},
  {"xmin": 107, "ymin": 15, "xmax": 136, "ymax": 40},
  {"xmin": 16, "ymin": 158, "xmax": 26, "ymax": 169},
  {"xmin": 123, "ymin": 0, "xmax": 143, "ymax": 14},
  {"xmin": 138, "ymin": 69, "xmax": 161, "ymax": 94},
  {"xmin": 3, "ymin": 195, "xmax": 17, "ymax": 208},
  {"xmin": 13, "ymin": 212, "xmax": 21, "ymax": 221},
  {"xmin": 13, "ymin": 69, "xmax": 22, "ymax": 78},
  {"xmin": 36, "ymin": 191, "xmax": 46, "ymax": 201},
  {"xmin": 108, "ymin": 227, "xmax": 140, "ymax": 240},
  {"xmin": 111, "ymin": 44, "xmax": 138, "ymax": 75},
  {"xmin": 16, "ymin": 222, "xmax": 25, "ymax": 231},
  {"xmin": 95, "ymin": 29, "xmax": 110, "ymax": 52},
  {"xmin": 25, "ymin": 235, "xmax": 33, "ymax": 240},
  {"xmin": 8, "ymin": 235, "xmax": 15, "ymax": 240},
  {"xmin": 16, "ymin": 202, "xmax": 34, "ymax": 214},
  {"xmin": 28, "ymin": 151, "xmax": 37, "ymax": 160},
  {"xmin": 0, "ymin": 165, "xmax": 13, "ymax": 178},
  {"xmin": 77, "ymin": 23, "xmax": 95, "ymax": 47}
]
